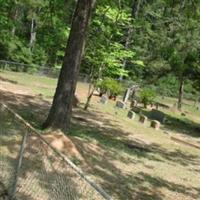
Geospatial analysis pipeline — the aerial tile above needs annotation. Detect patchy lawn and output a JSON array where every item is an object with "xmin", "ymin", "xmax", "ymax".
[{"xmin": 0, "ymin": 70, "xmax": 200, "ymax": 200}]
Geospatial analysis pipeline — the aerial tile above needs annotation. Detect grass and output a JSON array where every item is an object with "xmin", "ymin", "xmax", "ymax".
[
  {"xmin": 156, "ymin": 96, "xmax": 200, "ymax": 116},
  {"xmin": 0, "ymin": 108, "xmax": 103, "ymax": 200},
  {"xmin": 0, "ymin": 70, "xmax": 89, "ymax": 100},
  {"xmin": 0, "ymin": 70, "xmax": 200, "ymax": 200}
]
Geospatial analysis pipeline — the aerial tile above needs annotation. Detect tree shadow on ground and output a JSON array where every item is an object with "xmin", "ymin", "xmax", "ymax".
[
  {"xmin": 71, "ymin": 132, "xmax": 200, "ymax": 199},
  {"xmin": 0, "ymin": 90, "xmax": 50, "ymax": 128},
  {"xmin": 0, "ymin": 110, "xmax": 102, "ymax": 200},
  {"xmin": 130, "ymin": 172, "xmax": 200, "ymax": 200},
  {"xmin": 1, "ymin": 89, "xmax": 200, "ymax": 200},
  {"xmin": 142, "ymin": 109, "xmax": 200, "ymax": 138},
  {"xmin": 70, "ymin": 115, "xmax": 200, "ymax": 167},
  {"xmin": 69, "ymin": 118, "xmax": 200, "ymax": 199}
]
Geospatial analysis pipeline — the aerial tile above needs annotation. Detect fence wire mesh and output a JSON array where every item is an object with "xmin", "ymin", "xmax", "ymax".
[
  {"xmin": 0, "ymin": 103, "xmax": 111, "ymax": 200},
  {"xmin": 0, "ymin": 60, "xmax": 90, "ymax": 83}
]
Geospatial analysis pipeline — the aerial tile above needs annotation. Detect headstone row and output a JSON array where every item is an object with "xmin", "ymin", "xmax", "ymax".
[{"xmin": 100, "ymin": 96, "xmax": 162, "ymax": 130}]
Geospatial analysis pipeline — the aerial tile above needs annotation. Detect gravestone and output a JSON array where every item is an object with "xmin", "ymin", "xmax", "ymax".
[
  {"xmin": 132, "ymin": 106, "xmax": 141, "ymax": 114},
  {"xmin": 139, "ymin": 115, "xmax": 147, "ymax": 123},
  {"xmin": 149, "ymin": 109, "xmax": 166, "ymax": 123},
  {"xmin": 127, "ymin": 111, "xmax": 136, "ymax": 119},
  {"xmin": 116, "ymin": 101, "xmax": 126, "ymax": 109},
  {"xmin": 150, "ymin": 120, "xmax": 160, "ymax": 130},
  {"xmin": 130, "ymin": 100, "xmax": 137, "ymax": 108},
  {"xmin": 100, "ymin": 95, "xmax": 108, "ymax": 104}
]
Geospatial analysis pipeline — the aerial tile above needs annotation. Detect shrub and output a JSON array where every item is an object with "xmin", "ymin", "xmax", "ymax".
[
  {"xmin": 96, "ymin": 78, "xmax": 123, "ymax": 98},
  {"xmin": 139, "ymin": 88, "xmax": 156, "ymax": 108}
]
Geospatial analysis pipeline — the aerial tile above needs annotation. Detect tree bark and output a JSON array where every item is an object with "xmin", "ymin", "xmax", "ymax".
[
  {"xmin": 10, "ymin": 4, "xmax": 19, "ymax": 36},
  {"xmin": 29, "ymin": 17, "xmax": 37, "ymax": 50},
  {"xmin": 43, "ymin": 0, "xmax": 95, "ymax": 131},
  {"xmin": 178, "ymin": 76, "xmax": 184, "ymax": 111},
  {"xmin": 84, "ymin": 87, "xmax": 95, "ymax": 110}
]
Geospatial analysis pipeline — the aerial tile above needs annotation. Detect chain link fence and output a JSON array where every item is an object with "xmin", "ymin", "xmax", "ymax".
[
  {"xmin": 0, "ymin": 103, "xmax": 111, "ymax": 200},
  {"xmin": 0, "ymin": 60, "xmax": 90, "ymax": 83},
  {"xmin": 0, "ymin": 60, "xmax": 139, "ymax": 96}
]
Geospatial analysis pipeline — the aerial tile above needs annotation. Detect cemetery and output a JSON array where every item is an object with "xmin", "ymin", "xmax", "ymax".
[
  {"xmin": 0, "ymin": 1, "xmax": 200, "ymax": 200},
  {"xmin": 0, "ymin": 70, "xmax": 200, "ymax": 200}
]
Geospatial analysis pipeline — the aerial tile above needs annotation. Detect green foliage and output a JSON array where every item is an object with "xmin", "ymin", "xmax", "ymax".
[
  {"xmin": 96, "ymin": 78, "xmax": 123, "ymax": 96},
  {"xmin": 155, "ymin": 75, "xmax": 179, "ymax": 97},
  {"xmin": 82, "ymin": 2, "xmax": 144, "ymax": 80},
  {"xmin": 154, "ymin": 74, "xmax": 200, "ymax": 100},
  {"xmin": 139, "ymin": 88, "xmax": 156, "ymax": 108},
  {"xmin": 0, "ymin": 0, "xmax": 74, "ymax": 66},
  {"xmin": 0, "ymin": 0, "xmax": 199, "ymax": 102}
]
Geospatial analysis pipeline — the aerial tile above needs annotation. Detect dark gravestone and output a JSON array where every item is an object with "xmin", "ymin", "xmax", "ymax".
[
  {"xmin": 150, "ymin": 120, "xmax": 160, "ymax": 130},
  {"xmin": 131, "ymin": 106, "xmax": 141, "ymax": 114},
  {"xmin": 127, "ymin": 111, "xmax": 136, "ymax": 119},
  {"xmin": 139, "ymin": 115, "xmax": 147, "ymax": 123},
  {"xmin": 130, "ymin": 100, "xmax": 137, "ymax": 108},
  {"xmin": 149, "ymin": 109, "xmax": 166, "ymax": 123},
  {"xmin": 116, "ymin": 101, "xmax": 126, "ymax": 109}
]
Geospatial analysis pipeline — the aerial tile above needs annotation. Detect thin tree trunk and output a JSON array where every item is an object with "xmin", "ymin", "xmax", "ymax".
[
  {"xmin": 11, "ymin": 5, "xmax": 19, "ymax": 36},
  {"xmin": 119, "ymin": 27, "xmax": 133, "ymax": 81},
  {"xmin": 87, "ymin": 65, "xmax": 94, "ymax": 97},
  {"xmin": 43, "ymin": 0, "xmax": 95, "ymax": 131},
  {"xmin": 119, "ymin": 0, "xmax": 142, "ymax": 81},
  {"xmin": 87, "ymin": 81, "xmax": 93, "ymax": 97},
  {"xmin": 178, "ymin": 76, "xmax": 184, "ymax": 111},
  {"xmin": 84, "ymin": 87, "xmax": 95, "ymax": 110},
  {"xmin": 30, "ymin": 17, "xmax": 37, "ymax": 50},
  {"xmin": 85, "ymin": 66, "xmax": 95, "ymax": 110},
  {"xmin": 12, "ymin": 26, "xmax": 16, "ymax": 36}
]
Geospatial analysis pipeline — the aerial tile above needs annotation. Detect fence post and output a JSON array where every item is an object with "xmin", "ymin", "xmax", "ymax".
[{"xmin": 10, "ymin": 130, "xmax": 28, "ymax": 199}]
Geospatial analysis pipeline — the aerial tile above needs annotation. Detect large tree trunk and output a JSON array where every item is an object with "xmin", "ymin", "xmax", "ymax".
[
  {"xmin": 43, "ymin": 0, "xmax": 95, "ymax": 131},
  {"xmin": 178, "ymin": 76, "xmax": 184, "ymax": 111}
]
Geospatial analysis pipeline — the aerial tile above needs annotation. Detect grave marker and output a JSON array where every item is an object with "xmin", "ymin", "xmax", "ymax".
[
  {"xmin": 116, "ymin": 101, "xmax": 126, "ymax": 109},
  {"xmin": 132, "ymin": 106, "xmax": 141, "ymax": 114},
  {"xmin": 127, "ymin": 111, "xmax": 136, "ymax": 119},
  {"xmin": 139, "ymin": 115, "xmax": 147, "ymax": 123},
  {"xmin": 130, "ymin": 100, "xmax": 137, "ymax": 108},
  {"xmin": 100, "ymin": 95, "xmax": 108, "ymax": 104},
  {"xmin": 150, "ymin": 120, "xmax": 160, "ymax": 130}
]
